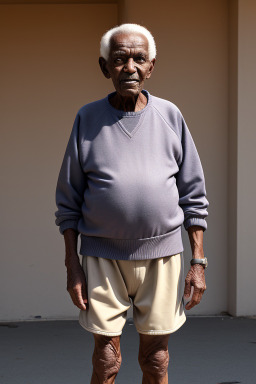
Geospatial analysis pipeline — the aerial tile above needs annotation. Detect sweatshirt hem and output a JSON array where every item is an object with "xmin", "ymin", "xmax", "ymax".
[{"xmin": 79, "ymin": 227, "xmax": 184, "ymax": 260}]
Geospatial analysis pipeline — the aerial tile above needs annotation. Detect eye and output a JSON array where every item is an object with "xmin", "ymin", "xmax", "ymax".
[
  {"xmin": 114, "ymin": 57, "xmax": 125, "ymax": 65},
  {"xmin": 135, "ymin": 56, "xmax": 146, "ymax": 63}
]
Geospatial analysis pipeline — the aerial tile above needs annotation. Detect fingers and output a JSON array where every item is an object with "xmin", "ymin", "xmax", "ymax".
[
  {"xmin": 68, "ymin": 284, "xmax": 88, "ymax": 311},
  {"xmin": 66, "ymin": 265, "xmax": 88, "ymax": 311},
  {"xmin": 184, "ymin": 278, "xmax": 192, "ymax": 299},
  {"xmin": 185, "ymin": 285, "xmax": 206, "ymax": 310},
  {"xmin": 81, "ymin": 284, "xmax": 88, "ymax": 305},
  {"xmin": 184, "ymin": 264, "xmax": 206, "ymax": 310},
  {"xmin": 76, "ymin": 286, "xmax": 88, "ymax": 310}
]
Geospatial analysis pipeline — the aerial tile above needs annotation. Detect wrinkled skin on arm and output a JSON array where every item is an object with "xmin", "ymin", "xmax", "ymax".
[
  {"xmin": 184, "ymin": 225, "xmax": 207, "ymax": 310},
  {"xmin": 64, "ymin": 228, "xmax": 87, "ymax": 311}
]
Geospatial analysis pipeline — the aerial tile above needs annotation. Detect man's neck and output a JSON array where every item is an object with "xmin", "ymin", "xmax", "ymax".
[{"xmin": 109, "ymin": 92, "xmax": 147, "ymax": 112}]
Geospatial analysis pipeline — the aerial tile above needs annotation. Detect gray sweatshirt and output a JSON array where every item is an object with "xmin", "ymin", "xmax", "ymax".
[{"xmin": 55, "ymin": 91, "xmax": 209, "ymax": 260}]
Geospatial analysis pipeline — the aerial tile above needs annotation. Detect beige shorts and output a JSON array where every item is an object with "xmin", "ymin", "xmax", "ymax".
[{"xmin": 79, "ymin": 254, "xmax": 186, "ymax": 336}]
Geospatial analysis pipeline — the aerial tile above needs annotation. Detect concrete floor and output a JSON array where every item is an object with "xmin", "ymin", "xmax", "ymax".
[{"xmin": 0, "ymin": 316, "xmax": 256, "ymax": 384}]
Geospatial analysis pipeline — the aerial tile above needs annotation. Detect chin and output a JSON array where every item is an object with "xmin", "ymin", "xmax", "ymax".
[{"xmin": 118, "ymin": 87, "xmax": 141, "ymax": 98}]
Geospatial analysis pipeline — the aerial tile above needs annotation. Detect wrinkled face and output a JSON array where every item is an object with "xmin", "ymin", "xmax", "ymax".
[{"xmin": 100, "ymin": 32, "xmax": 155, "ymax": 98}]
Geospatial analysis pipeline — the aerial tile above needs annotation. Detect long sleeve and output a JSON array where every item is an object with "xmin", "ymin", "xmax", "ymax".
[
  {"xmin": 55, "ymin": 113, "xmax": 87, "ymax": 234},
  {"xmin": 175, "ymin": 117, "xmax": 209, "ymax": 231}
]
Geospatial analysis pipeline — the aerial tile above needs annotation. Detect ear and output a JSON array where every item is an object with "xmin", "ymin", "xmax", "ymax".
[
  {"xmin": 146, "ymin": 58, "xmax": 156, "ymax": 79},
  {"xmin": 99, "ymin": 57, "xmax": 111, "ymax": 79}
]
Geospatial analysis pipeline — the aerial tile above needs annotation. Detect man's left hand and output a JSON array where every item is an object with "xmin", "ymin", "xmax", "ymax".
[{"xmin": 184, "ymin": 264, "xmax": 206, "ymax": 310}]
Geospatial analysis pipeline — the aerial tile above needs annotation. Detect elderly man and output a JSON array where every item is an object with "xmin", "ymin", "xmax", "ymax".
[{"xmin": 55, "ymin": 23, "xmax": 209, "ymax": 384}]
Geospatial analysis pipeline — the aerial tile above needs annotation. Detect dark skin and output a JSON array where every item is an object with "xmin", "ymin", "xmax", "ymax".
[
  {"xmin": 99, "ymin": 32, "xmax": 155, "ymax": 112},
  {"xmin": 184, "ymin": 225, "xmax": 207, "ymax": 310},
  {"xmin": 64, "ymin": 32, "xmax": 206, "ymax": 384}
]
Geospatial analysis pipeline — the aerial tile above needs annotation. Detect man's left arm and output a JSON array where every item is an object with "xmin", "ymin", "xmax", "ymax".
[
  {"xmin": 184, "ymin": 225, "xmax": 206, "ymax": 310},
  {"xmin": 174, "ymin": 115, "xmax": 209, "ymax": 309}
]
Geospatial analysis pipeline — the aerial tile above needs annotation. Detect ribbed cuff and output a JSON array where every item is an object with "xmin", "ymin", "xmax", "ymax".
[
  {"xmin": 58, "ymin": 220, "xmax": 79, "ymax": 235},
  {"xmin": 184, "ymin": 217, "xmax": 207, "ymax": 231}
]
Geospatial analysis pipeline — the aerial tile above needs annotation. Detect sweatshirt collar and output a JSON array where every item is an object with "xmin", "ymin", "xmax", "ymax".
[{"xmin": 105, "ymin": 90, "xmax": 151, "ymax": 117}]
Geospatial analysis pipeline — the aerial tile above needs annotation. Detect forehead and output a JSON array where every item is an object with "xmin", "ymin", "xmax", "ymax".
[{"xmin": 109, "ymin": 32, "xmax": 149, "ymax": 53}]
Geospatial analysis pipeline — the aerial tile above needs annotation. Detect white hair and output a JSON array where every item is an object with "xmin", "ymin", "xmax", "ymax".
[{"xmin": 100, "ymin": 23, "xmax": 157, "ymax": 61}]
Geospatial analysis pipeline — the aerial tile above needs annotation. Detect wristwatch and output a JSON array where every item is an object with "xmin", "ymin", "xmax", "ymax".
[{"xmin": 190, "ymin": 257, "xmax": 208, "ymax": 268}]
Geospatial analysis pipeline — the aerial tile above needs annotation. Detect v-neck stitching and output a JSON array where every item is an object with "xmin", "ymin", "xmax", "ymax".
[
  {"xmin": 106, "ymin": 90, "xmax": 151, "ymax": 139},
  {"xmin": 117, "ymin": 114, "xmax": 144, "ymax": 138}
]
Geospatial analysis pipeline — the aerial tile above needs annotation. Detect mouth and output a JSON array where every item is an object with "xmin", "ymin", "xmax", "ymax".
[
  {"xmin": 120, "ymin": 79, "xmax": 139, "ymax": 87},
  {"xmin": 120, "ymin": 79, "xmax": 139, "ymax": 83}
]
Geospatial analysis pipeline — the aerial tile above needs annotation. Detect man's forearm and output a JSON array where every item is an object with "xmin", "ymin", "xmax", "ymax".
[
  {"xmin": 63, "ymin": 228, "xmax": 87, "ymax": 310},
  {"xmin": 63, "ymin": 228, "xmax": 80, "ymax": 268},
  {"xmin": 187, "ymin": 225, "xmax": 204, "ymax": 258},
  {"xmin": 184, "ymin": 225, "xmax": 206, "ymax": 310}
]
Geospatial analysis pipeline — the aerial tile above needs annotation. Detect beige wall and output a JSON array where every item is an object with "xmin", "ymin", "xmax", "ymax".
[{"xmin": 0, "ymin": 3, "xmax": 118, "ymax": 320}]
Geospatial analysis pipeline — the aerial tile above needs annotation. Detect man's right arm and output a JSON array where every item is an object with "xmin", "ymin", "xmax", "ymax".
[
  {"xmin": 55, "ymin": 113, "xmax": 88, "ymax": 310},
  {"xmin": 64, "ymin": 228, "xmax": 87, "ymax": 311},
  {"xmin": 55, "ymin": 112, "xmax": 87, "ymax": 235}
]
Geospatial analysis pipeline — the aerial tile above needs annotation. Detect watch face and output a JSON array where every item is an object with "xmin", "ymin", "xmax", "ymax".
[
  {"xmin": 191, "ymin": 258, "xmax": 208, "ymax": 268},
  {"xmin": 200, "ymin": 258, "xmax": 208, "ymax": 268}
]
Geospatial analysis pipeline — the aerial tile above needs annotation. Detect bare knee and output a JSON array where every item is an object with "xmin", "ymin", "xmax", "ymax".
[
  {"xmin": 92, "ymin": 335, "xmax": 121, "ymax": 383},
  {"xmin": 139, "ymin": 348, "xmax": 169, "ymax": 379},
  {"xmin": 138, "ymin": 335, "xmax": 169, "ymax": 381}
]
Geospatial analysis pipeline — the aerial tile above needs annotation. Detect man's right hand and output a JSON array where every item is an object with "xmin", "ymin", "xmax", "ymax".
[
  {"xmin": 63, "ymin": 229, "xmax": 87, "ymax": 311},
  {"xmin": 66, "ymin": 261, "xmax": 88, "ymax": 311}
]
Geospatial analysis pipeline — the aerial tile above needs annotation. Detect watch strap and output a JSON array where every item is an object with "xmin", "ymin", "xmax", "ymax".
[{"xmin": 190, "ymin": 257, "xmax": 208, "ymax": 268}]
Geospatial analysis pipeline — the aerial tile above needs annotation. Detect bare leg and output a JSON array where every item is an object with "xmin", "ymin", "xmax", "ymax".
[
  {"xmin": 90, "ymin": 334, "xmax": 121, "ymax": 384},
  {"xmin": 138, "ymin": 334, "xmax": 170, "ymax": 384}
]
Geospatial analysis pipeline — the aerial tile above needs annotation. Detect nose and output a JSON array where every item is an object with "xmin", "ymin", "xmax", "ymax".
[{"xmin": 124, "ymin": 58, "xmax": 136, "ymax": 73}]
